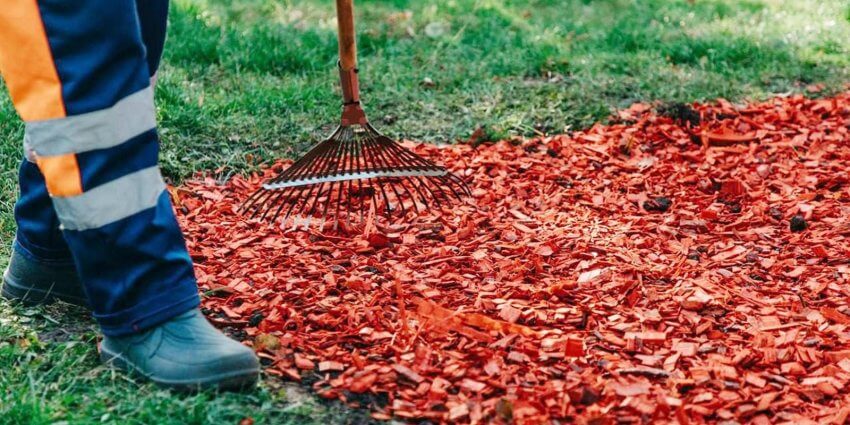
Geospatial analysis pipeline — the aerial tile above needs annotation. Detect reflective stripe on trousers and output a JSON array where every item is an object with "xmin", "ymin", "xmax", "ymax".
[{"xmin": 0, "ymin": 0, "xmax": 199, "ymax": 336}]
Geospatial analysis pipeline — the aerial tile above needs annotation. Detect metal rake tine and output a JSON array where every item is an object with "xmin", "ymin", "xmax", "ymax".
[
  {"xmin": 301, "ymin": 131, "xmax": 350, "ymax": 220},
  {"xmin": 376, "ymin": 179, "xmax": 394, "ymax": 216},
  {"xmin": 283, "ymin": 135, "xmax": 344, "ymax": 222},
  {"xmin": 351, "ymin": 130, "xmax": 369, "ymax": 222},
  {"xmin": 362, "ymin": 133, "xmax": 410, "ymax": 214},
  {"xmin": 351, "ymin": 127, "xmax": 363, "ymax": 176},
  {"xmin": 345, "ymin": 175, "xmax": 354, "ymax": 224},
  {"xmin": 357, "ymin": 133, "xmax": 384, "ymax": 202},
  {"xmin": 241, "ymin": 188, "xmax": 261, "ymax": 214},
  {"xmin": 267, "ymin": 127, "xmax": 343, "ymax": 185},
  {"xmin": 268, "ymin": 142, "xmax": 347, "ymax": 220},
  {"xmin": 371, "ymin": 134, "xmax": 419, "ymax": 170},
  {"xmin": 296, "ymin": 135, "xmax": 342, "ymax": 183},
  {"xmin": 242, "ymin": 188, "xmax": 269, "ymax": 217},
  {"xmin": 283, "ymin": 185, "xmax": 319, "ymax": 222},
  {"xmin": 345, "ymin": 178, "xmax": 353, "ymax": 229},
  {"xmin": 314, "ymin": 182, "xmax": 336, "ymax": 217},
  {"xmin": 399, "ymin": 177, "xmax": 428, "ymax": 212},
  {"xmin": 282, "ymin": 130, "xmax": 343, "ymax": 186},
  {"xmin": 323, "ymin": 130, "xmax": 353, "ymax": 224},
  {"xmin": 379, "ymin": 169, "xmax": 407, "ymax": 216},
  {"xmin": 357, "ymin": 179, "xmax": 365, "ymax": 222},
  {"xmin": 263, "ymin": 143, "xmax": 323, "ymax": 188},
  {"xmin": 243, "ymin": 171, "xmax": 284, "ymax": 215},
  {"xmin": 334, "ymin": 177, "xmax": 345, "ymax": 225},
  {"xmin": 259, "ymin": 144, "xmax": 334, "ymax": 221},
  {"xmin": 385, "ymin": 177, "xmax": 416, "ymax": 214},
  {"xmin": 386, "ymin": 179, "xmax": 408, "ymax": 217},
  {"xmin": 321, "ymin": 180, "xmax": 339, "ymax": 220},
  {"xmin": 274, "ymin": 127, "xmax": 349, "ymax": 224},
  {"xmin": 360, "ymin": 134, "xmax": 397, "ymax": 216},
  {"xmin": 445, "ymin": 172, "xmax": 472, "ymax": 196},
  {"xmin": 304, "ymin": 181, "xmax": 328, "ymax": 219},
  {"xmin": 389, "ymin": 177, "xmax": 411, "ymax": 216},
  {"xmin": 272, "ymin": 177, "xmax": 317, "ymax": 224},
  {"xmin": 430, "ymin": 175, "xmax": 457, "ymax": 204},
  {"xmin": 436, "ymin": 175, "xmax": 465, "ymax": 202},
  {"xmin": 376, "ymin": 141, "xmax": 433, "ymax": 210},
  {"xmin": 345, "ymin": 134, "xmax": 355, "ymax": 227},
  {"xmin": 264, "ymin": 186, "xmax": 298, "ymax": 222},
  {"xmin": 259, "ymin": 186, "xmax": 289, "ymax": 221},
  {"xmin": 376, "ymin": 133, "xmax": 440, "ymax": 171},
  {"xmin": 364, "ymin": 179, "xmax": 382, "ymax": 223},
  {"xmin": 414, "ymin": 175, "xmax": 444, "ymax": 208},
  {"xmin": 419, "ymin": 174, "xmax": 451, "ymax": 203},
  {"xmin": 305, "ymin": 133, "xmax": 349, "ymax": 219}
]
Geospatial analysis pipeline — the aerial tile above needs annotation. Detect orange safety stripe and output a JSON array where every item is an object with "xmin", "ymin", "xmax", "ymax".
[
  {"xmin": 35, "ymin": 153, "xmax": 83, "ymax": 197},
  {"xmin": 0, "ymin": 0, "xmax": 66, "ymax": 121}
]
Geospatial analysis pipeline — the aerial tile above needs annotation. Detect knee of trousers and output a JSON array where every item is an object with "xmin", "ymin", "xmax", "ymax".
[{"xmin": 23, "ymin": 87, "xmax": 166, "ymax": 231}]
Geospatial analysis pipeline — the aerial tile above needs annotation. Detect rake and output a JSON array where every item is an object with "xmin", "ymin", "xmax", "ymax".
[{"xmin": 242, "ymin": 0, "xmax": 470, "ymax": 229}]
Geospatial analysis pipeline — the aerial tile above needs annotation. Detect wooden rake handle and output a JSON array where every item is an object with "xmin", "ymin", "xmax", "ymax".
[{"xmin": 336, "ymin": 0, "xmax": 357, "ymax": 70}]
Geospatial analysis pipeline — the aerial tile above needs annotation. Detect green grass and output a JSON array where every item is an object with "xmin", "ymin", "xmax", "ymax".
[
  {"xmin": 151, "ymin": 0, "xmax": 850, "ymax": 178},
  {"xmin": 1, "ymin": 0, "xmax": 849, "ymax": 423},
  {"xmin": 0, "ymin": 302, "xmax": 369, "ymax": 424}
]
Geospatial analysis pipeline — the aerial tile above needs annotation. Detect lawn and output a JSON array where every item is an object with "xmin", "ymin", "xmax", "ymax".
[{"xmin": 1, "ymin": 0, "xmax": 849, "ymax": 423}]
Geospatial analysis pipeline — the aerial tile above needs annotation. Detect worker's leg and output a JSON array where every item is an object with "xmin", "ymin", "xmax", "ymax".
[
  {"xmin": 3, "ymin": 0, "xmax": 170, "ymax": 308},
  {"xmin": 0, "ymin": 1, "xmax": 197, "ymax": 333},
  {"xmin": 0, "ymin": 1, "xmax": 198, "ymax": 334},
  {"xmin": 2, "ymin": 158, "xmax": 87, "ymax": 306},
  {"xmin": 136, "ymin": 0, "xmax": 170, "ymax": 78},
  {"xmin": 0, "ymin": 0, "xmax": 258, "ymax": 389},
  {"xmin": 13, "ymin": 161, "xmax": 70, "ymax": 263}
]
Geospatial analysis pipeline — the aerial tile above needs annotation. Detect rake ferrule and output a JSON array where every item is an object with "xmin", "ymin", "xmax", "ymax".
[
  {"xmin": 339, "ymin": 63, "xmax": 367, "ymax": 126},
  {"xmin": 338, "ymin": 63, "xmax": 361, "ymax": 104},
  {"xmin": 341, "ymin": 103, "xmax": 367, "ymax": 126}
]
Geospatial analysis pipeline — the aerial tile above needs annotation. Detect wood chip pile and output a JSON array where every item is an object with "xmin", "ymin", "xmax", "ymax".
[{"xmin": 175, "ymin": 92, "xmax": 850, "ymax": 424}]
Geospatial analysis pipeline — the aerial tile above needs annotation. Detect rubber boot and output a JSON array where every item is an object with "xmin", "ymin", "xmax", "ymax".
[
  {"xmin": 2, "ymin": 242, "xmax": 89, "ymax": 308},
  {"xmin": 100, "ymin": 309, "xmax": 260, "ymax": 391}
]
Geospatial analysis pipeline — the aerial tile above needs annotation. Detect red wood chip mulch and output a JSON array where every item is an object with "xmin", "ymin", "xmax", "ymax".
[{"xmin": 175, "ymin": 91, "xmax": 850, "ymax": 424}]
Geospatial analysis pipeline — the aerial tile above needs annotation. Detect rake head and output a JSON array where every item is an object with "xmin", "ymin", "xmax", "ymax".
[
  {"xmin": 242, "ymin": 123, "xmax": 470, "ymax": 229},
  {"xmin": 241, "ymin": 65, "xmax": 470, "ymax": 230}
]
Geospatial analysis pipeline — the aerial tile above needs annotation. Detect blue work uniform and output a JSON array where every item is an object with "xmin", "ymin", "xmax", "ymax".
[{"xmin": 0, "ymin": 0, "xmax": 200, "ymax": 336}]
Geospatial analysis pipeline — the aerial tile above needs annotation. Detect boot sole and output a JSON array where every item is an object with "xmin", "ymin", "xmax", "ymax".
[
  {"xmin": 100, "ymin": 344, "xmax": 260, "ymax": 392},
  {"xmin": 2, "ymin": 268, "xmax": 89, "ymax": 308}
]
